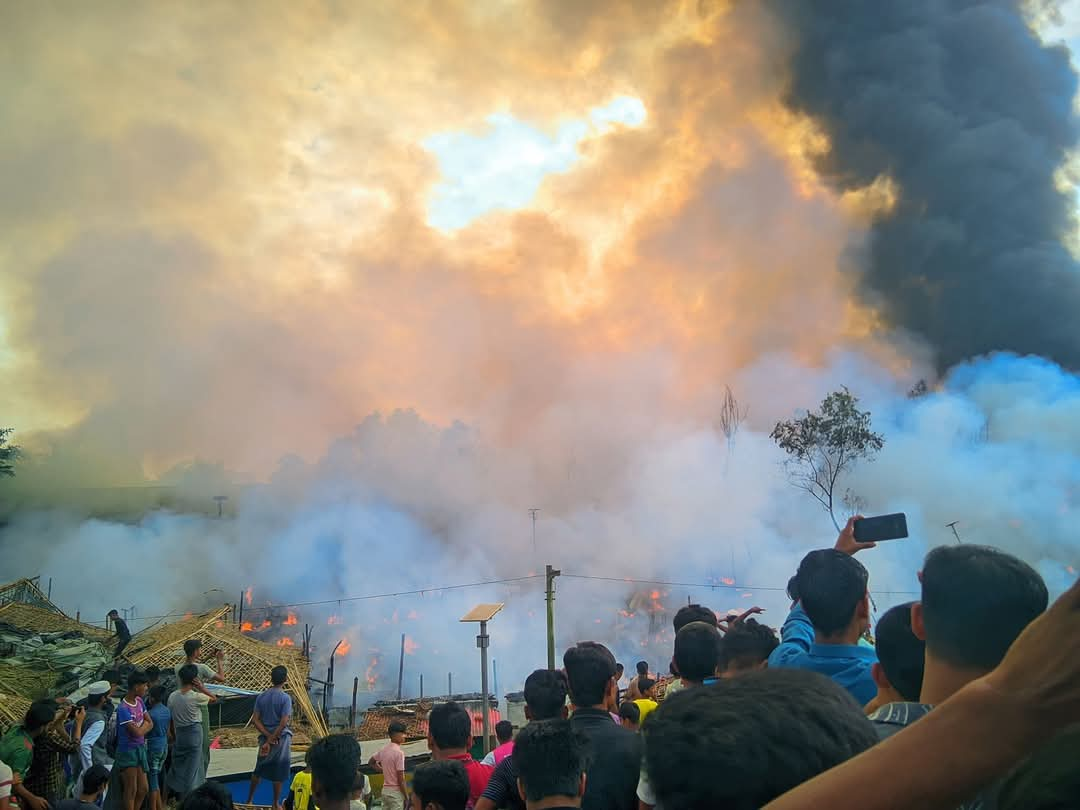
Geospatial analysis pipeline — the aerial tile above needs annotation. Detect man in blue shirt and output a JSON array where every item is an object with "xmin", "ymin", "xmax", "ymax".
[{"xmin": 768, "ymin": 517, "xmax": 878, "ymax": 706}]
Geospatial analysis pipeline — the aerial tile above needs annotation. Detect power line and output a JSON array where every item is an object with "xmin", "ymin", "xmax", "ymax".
[
  {"xmin": 83, "ymin": 574, "xmax": 545, "ymax": 626},
  {"xmin": 84, "ymin": 570, "xmax": 919, "ymax": 628},
  {"xmin": 560, "ymin": 572, "xmax": 919, "ymax": 597}
]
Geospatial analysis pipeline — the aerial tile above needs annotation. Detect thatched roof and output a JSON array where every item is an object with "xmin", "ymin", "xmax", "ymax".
[
  {"xmin": 0, "ymin": 600, "xmax": 113, "ymax": 642},
  {"xmin": 126, "ymin": 607, "xmax": 328, "ymax": 737},
  {"xmin": 0, "ymin": 691, "xmax": 32, "ymax": 735},
  {"xmin": 0, "ymin": 578, "xmax": 65, "ymax": 614}
]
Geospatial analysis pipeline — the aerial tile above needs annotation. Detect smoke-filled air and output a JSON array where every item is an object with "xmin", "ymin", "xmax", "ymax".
[{"xmin": 1, "ymin": 0, "xmax": 1078, "ymax": 699}]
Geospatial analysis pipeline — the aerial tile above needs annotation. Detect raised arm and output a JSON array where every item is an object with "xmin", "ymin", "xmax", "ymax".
[{"xmin": 764, "ymin": 576, "xmax": 1080, "ymax": 810}]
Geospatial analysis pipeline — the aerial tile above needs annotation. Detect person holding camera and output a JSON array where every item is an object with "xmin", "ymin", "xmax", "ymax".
[{"xmin": 24, "ymin": 701, "xmax": 84, "ymax": 808}]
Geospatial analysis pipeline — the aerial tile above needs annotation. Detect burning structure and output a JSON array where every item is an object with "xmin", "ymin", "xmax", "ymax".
[{"xmin": 125, "ymin": 606, "xmax": 329, "ymax": 738}]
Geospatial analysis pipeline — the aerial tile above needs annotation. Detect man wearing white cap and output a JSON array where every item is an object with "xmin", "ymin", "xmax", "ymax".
[{"xmin": 74, "ymin": 681, "xmax": 114, "ymax": 798}]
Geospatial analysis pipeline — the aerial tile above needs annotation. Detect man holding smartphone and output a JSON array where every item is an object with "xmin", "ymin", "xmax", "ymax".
[{"xmin": 767, "ymin": 517, "xmax": 879, "ymax": 705}]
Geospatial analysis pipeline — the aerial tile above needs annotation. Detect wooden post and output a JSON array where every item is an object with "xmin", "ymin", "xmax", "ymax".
[
  {"xmin": 238, "ymin": 592, "xmax": 244, "ymax": 626},
  {"xmin": 350, "ymin": 676, "xmax": 359, "ymax": 728},
  {"xmin": 448, "ymin": 672, "xmax": 452, "ymax": 697}
]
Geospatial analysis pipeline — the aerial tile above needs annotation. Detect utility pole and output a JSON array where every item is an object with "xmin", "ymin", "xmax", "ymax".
[
  {"xmin": 397, "ymin": 634, "xmax": 405, "ymax": 700},
  {"xmin": 946, "ymin": 521, "xmax": 962, "ymax": 543},
  {"xmin": 529, "ymin": 509, "xmax": 540, "ymax": 555},
  {"xmin": 545, "ymin": 564, "xmax": 561, "ymax": 670}
]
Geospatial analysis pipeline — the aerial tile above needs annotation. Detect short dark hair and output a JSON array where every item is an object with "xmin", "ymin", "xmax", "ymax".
[
  {"xmin": 514, "ymin": 719, "xmax": 589, "ymax": 803},
  {"xmin": 411, "ymin": 760, "xmax": 469, "ymax": 810},
  {"xmin": 308, "ymin": 733, "xmax": 361, "ymax": 801},
  {"xmin": 786, "ymin": 574, "xmax": 800, "ymax": 603},
  {"xmin": 563, "ymin": 642, "xmax": 617, "ymax": 708},
  {"xmin": 615, "ymin": 662, "xmax": 624, "ymax": 673},
  {"xmin": 674, "ymin": 622, "xmax": 722, "ymax": 682},
  {"xmin": 921, "ymin": 544, "xmax": 1048, "ymax": 671},
  {"xmin": 796, "ymin": 549, "xmax": 868, "ymax": 636},
  {"xmin": 644, "ymin": 670, "xmax": 877, "ymax": 809},
  {"xmin": 178, "ymin": 664, "xmax": 199, "ymax": 685},
  {"xmin": 388, "ymin": 720, "xmax": 408, "ymax": 735},
  {"xmin": 184, "ymin": 639, "xmax": 203, "ymax": 657},
  {"xmin": 103, "ymin": 669, "xmax": 121, "ymax": 685},
  {"xmin": 495, "ymin": 720, "xmax": 513, "ymax": 743},
  {"xmin": 718, "ymin": 619, "xmax": 778, "ymax": 674},
  {"xmin": 179, "ymin": 780, "xmax": 234, "ymax": 810},
  {"xmin": 108, "ymin": 609, "xmax": 120, "ymax": 618},
  {"xmin": 618, "ymin": 702, "xmax": 640, "ymax": 725},
  {"xmin": 673, "ymin": 604, "xmax": 717, "ymax": 633},
  {"xmin": 428, "ymin": 701, "xmax": 471, "ymax": 750},
  {"xmin": 523, "ymin": 669, "xmax": 568, "ymax": 720},
  {"xmin": 145, "ymin": 665, "xmax": 161, "ymax": 681},
  {"xmin": 127, "ymin": 670, "xmax": 149, "ymax": 689},
  {"xmin": 995, "ymin": 725, "xmax": 1080, "ymax": 810},
  {"xmin": 148, "ymin": 685, "xmax": 168, "ymax": 706},
  {"xmin": 874, "ymin": 603, "xmax": 924, "ymax": 702},
  {"xmin": 638, "ymin": 677, "xmax": 656, "ymax": 694},
  {"xmin": 82, "ymin": 764, "xmax": 111, "ymax": 795},
  {"xmin": 25, "ymin": 701, "xmax": 58, "ymax": 733},
  {"xmin": 270, "ymin": 665, "xmax": 287, "ymax": 686},
  {"xmin": 635, "ymin": 660, "xmax": 649, "ymax": 676}
]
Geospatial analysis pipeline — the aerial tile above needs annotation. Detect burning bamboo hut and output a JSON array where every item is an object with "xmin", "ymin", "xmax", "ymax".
[{"xmin": 125, "ymin": 606, "xmax": 329, "ymax": 739}]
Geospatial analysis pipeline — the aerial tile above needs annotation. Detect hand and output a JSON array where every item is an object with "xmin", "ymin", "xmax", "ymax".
[
  {"xmin": 835, "ymin": 515, "xmax": 875, "ymax": 555},
  {"xmin": 215, "ymin": 650, "xmax": 225, "ymax": 660},
  {"xmin": 28, "ymin": 795, "xmax": 50, "ymax": 810},
  {"xmin": 982, "ymin": 576, "xmax": 1080, "ymax": 725}
]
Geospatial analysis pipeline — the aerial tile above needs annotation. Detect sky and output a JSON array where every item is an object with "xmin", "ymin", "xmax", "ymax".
[{"xmin": 1, "ymin": 1, "xmax": 1079, "ymax": 695}]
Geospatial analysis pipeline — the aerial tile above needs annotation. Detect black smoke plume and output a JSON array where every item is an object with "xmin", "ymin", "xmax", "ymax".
[{"xmin": 768, "ymin": 0, "xmax": 1080, "ymax": 370}]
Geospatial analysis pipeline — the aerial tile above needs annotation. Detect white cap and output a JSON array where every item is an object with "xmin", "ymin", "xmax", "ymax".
[{"xmin": 87, "ymin": 680, "xmax": 112, "ymax": 696}]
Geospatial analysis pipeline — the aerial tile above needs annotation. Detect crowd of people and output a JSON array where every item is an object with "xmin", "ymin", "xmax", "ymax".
[{"xmin": 2, "ymin": 517, "xmax": 1079, "ymax": 810}]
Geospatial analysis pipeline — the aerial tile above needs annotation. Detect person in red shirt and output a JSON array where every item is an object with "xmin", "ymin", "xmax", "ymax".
[{"xmin": 426, "ymin": 703, "xmax": 492, "ymax": 810}]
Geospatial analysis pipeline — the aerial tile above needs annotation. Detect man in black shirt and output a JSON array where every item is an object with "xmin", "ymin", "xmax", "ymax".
[
  {"xmin": 107, "ymin": 610, "xmax": 132, "ymax": 660},
  {"xmin": 514, "ymin": 720, "xmax": 588, "ymax": 810},
  {"xmin": 563, "ymin": 642, "xmax": 641, "ymax": 810},
  {"xmin": 475, "ymin": 670, "xmax": 568, "ymax": 810}
]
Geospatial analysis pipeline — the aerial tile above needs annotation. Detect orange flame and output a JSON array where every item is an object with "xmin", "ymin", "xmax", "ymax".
[
  {"xmin": 721, "ymin": 577, "xmax": 735, "ymax": 586},
  {"xmin": 337, "ymin": 639, "xmax": 352, "ymax": 655},
  {"xmin": 276, "ymin": 638, "xmax": 295, "ymax": 647},
  {"xmin": 328, "ymin": 616, "xmax": 343, "ymax": 625},
  {"xmin": 650, "ymin": 590, "xmax": 660, "ymax": 600},
  {"xmin": 260, "ymin": 619, "xmax": 272, "ymax": 629},
  {"xmin": 184, "ymin": 612, "xmax": 193, "ymax": 620},
  {"xmin": 406, "ymin": 610, "xmax": 419, "ymax": 620},
  {"xmin": 240, "ymin": 621, "xmax": 254, "ymax": 632},
  {"xmin": 283, "ymin": 613, "xmax": 298, "ymax": 626},
  {"xmin": 365, "ymin": 656, "xmax": 379, "ymax": 689},
  {"xmin": 244, "ymin": 587, "xmax": 253, "ymax": 606},
  {"xmin": 403, "ymin": 636, "xmax": 419, "ymax": 655}
]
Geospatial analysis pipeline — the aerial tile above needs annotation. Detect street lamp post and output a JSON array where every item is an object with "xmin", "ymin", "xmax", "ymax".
[{"xmin": 460, "ymin": 603, "xmax": 504, "ymax": 756}]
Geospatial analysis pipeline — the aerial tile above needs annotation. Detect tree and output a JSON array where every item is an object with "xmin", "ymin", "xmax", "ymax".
[
  {"xmin": 716, "ymin": 386, "xmax": 747, "ymax": 447},
  {"xmin": 770, "ymin": 388, "xmax": 884, "ymax": 531},
  {"xmin": 0, "ymin": 428, "xmax": 21, "ymax": 478}
]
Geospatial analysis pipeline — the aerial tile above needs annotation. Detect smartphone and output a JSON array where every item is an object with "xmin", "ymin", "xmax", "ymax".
[{"xmin": 853, "ymin": 513, "xmax": 908, "ymax": 542}]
